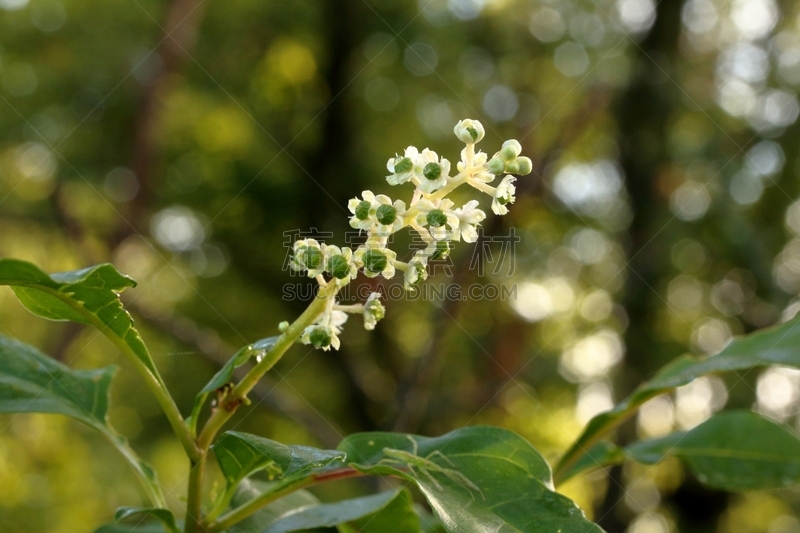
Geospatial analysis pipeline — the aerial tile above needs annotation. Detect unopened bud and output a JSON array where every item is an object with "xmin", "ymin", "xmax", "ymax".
[
  {"xmin": 500, "ymin": 140, "xmax": 522, "ymax": 161},
  {"xmin": 516, "ymin": 156, "xmax": 532, "ymax": 175},
  {"xmin": 487, "ymin": 156, "xmax": 506, "ymax": 175}
]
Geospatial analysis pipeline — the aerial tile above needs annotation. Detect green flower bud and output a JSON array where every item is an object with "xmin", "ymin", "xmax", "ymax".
[
  {"xmin": 376, "ymin": 204, "xmax": 397, "ymax": 225},
  {"xmin": 393, "ymin": 156, "xmax": 413, "ymax": 174},
  {"xmin": 278, "ymin": 321, "xmax": 289, "ymax": 332},
  {"xmin": 487, "ymin": 156, "xmax": 506, "ymax": 175},
  {"xmin": 423, "ymin": 162, "xmax": 442, "ymax": 181},
  {"xmin": 328, "ymin": 254, "xmax": 351, "ymax": 279},
  {"xmin": 304, "ymin": 248, "xmax": 323, "ymax": 269},
  {"xmin": 309, "ymin": 328, "xmax": 331, "ymax": 349},
  {"xmin": 505, "ymin": 160, "xmax": 520, "ymax": 174},
  {"xmin": 426, "ymin": 209, "xmax": 448, "ymax": 228},
  {"xmin": 500, "ymin": 139, "xmax": 522, "ymax": 161},
  {"xmin": 355, "ymin": 200, "xmax": 371, "ymax": 221},
  {"xmin": 516, "ymin": 156, "xmax": 532, "ymax": 175},
  {"xmin": 363, "ymin": 249, "xmax": 387, "ymax": 273}
]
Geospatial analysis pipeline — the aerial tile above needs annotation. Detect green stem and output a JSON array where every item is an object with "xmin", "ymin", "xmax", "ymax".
[
  {"xmin": 28, "ymin": 284, "xmax": 201, "ymax": 462},
  {"xmin": 102, "ymin": 324, "xmax": 202, "ymax": 462},
  {"xmin": 203, "ymin": 484, "xmax": 237, "ymax": 525},
  {"xmin": 207, "ymin": 468, "xmax": 364, "ymax": 532},
  {"xmin": 184, "ymin": 456, "xmax": 207, "ymax": 533},
  {"xmin": 184, "ymin": 282, "xmax": 338, "ymax": 532},
  {"xmin": 197, "ymin": 281, "xmax": 338, "ymax": 451}
]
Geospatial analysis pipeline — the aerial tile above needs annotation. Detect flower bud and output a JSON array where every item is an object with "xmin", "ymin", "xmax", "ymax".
[
  {"xmin": 328, "ymin": 254, "xmax": 351, "ymax": 279},
  {"xmin": 423, "ymin": 162, "xmax": 442, "ymax": 181},
  {"xmin": 453, "ymin": 119, "xmax": 485, "ymax": 144},
  {"xmin": 354, "ymin": 200, "xmax": 371, "ymax": 221},
  {"xmin": 363, "ymin": 249, "xmax": 388, "ymax": 274},
  {"xmin": 505, "ymin": 160, "xmax": 520, "ymax": 174},
  {"xmin": 500, "ymin": 140, "xmax": 522, "ymax": 161},
  {"xmin": 426, "ymin": 209, "xmax": 448, "ymax": 228},
  {"xmin": 516, "ymin": 156, "xmax": 532, "ymax": 175},
  {"xmin": 376, "ymin": 204, "xmax": 397, "ymax": 225},
  {"xmin": 487, "ymin": 156, "xmax": 506, "ymax": 175},
  {"xmin": 308, "ymin": 327, "xmax": 332, "ymax": 349}
]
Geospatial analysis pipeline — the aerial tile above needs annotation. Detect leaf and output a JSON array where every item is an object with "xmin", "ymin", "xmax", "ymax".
[
  {"xmin": 198, "ymin": 336, "xmax": 279, "ymax": 396},
  {"xmin": 0, "ymin": 333, "xmax": 165, "ymax": 507},
  {"xmin": 560, "ymin": 441, "xmax": 624, "ymax": 482},
  {"xmin": 190, "ymin": 336, "xmax": 281, "ymax": 430},
  {"xmin": 0, "ymin": 258, "xmax": 161, "ymax": 384},
  {"xmin": 347, "ymin": 488, "xmax": 420, "ymax": 533},
  {"xmin": 94, "ymin": 525, "xmax": 168, "ymax": 533},
  {"xmin": 556, "ymin": 315, "xmax": 800, "ymax": 482},
  {"xmin": 114, "ymin": 508, "xmax": 180, "ymax": 533},
  {"xmin": 415, "ymin": 504, "xmax": 446, "ymax": 533},
  {"xmin": 626, "ymin": 410, "xmax": 800, "ymax": 491},
  {"xmin": 0, "ymin": 333, "xmax": 114, "ymax": 425},
  {"xmin": 338, "ymin": 426, "xmax": 604, "ymax": 533},
  {"xmin": 212, "ymin": 431, "xmax": 345, "ymax": 491},
  {"xmin": 228, "ymin": 480, "xmax": 321, "ymax": 533},
  {"xmin": 260, "ymin": 489, "xmax": 418, "ymax": 533}
]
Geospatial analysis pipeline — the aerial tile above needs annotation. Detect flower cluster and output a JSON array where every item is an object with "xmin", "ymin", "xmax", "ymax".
[{"xmin": 292, "ymin": 119, "xmax": 531, "ymax": 350}]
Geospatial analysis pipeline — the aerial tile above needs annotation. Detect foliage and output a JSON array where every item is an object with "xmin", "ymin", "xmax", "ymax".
[{"xmin": 5, "ymin": 0, "xmax": 800, "ymax": 529}]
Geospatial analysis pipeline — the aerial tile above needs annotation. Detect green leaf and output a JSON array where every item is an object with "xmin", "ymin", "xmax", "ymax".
[
  {"xmin": 94, "ymin": 525, "xmax": 168, "ymax": 533},
  {"xmin": 0, "ymin": 333, "xmax": 113, "ymax": 425},
  {"xmin": 114, "ymin": 508, "xmax": 180, "ymax": 533},
  {"xmin": 0, "ymin": 333, "xmax": 166, "ymax": 507},
  {"xmin": 189, "ymin": 336, "xmax": 281, "ymax": 431},
  {"xmin": 560, "ymin": 441, "xmax": 625, "ymax": 482},
  {"xmin": 415, "ymin": 504, "xmax": 446, "ymax": 533},
  {"xmin": 259, "ymin": 489, "xmax": 418, "ymax": 533},
  {"xmin": 0, "ymin": 258, "xmax": 161, "ymax": 384},
  {"xmin": 626, "ymin": 410, "xmax": 800, "ymax": 491},
  {"xmin": 199, "ymin": 336, "xmax": 279, "ymax": 396},
  {"xmin": 212, "ymin": 431, "xmax": 346, "ymax": 491},
  {"xmin": 556, "ymin": 315, "xmax": 800, "ymax": 483},
  {"xmin": 347, "ymin": 489, "xmax": 420, "ymax": 533},
  {"xmin": 228, "ymin": 480, "xmax": 321, "ymax": 533},
  {"xmin": 338, "ymin": 426, "xmax": 603, "ymax": 533}
]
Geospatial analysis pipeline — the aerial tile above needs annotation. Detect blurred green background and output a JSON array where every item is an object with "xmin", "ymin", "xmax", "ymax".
[{"xmin": 2, "ymin": 0, "xmax": 800, "ymax": 531}]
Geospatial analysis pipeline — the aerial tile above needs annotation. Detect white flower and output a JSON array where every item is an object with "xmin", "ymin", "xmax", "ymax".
[
  {"xmin": 404, "ymin": 255, "xmax": 428, "ymax": 291},
  {"xmin": 414, "ymin": 149, "xmax": 450, "ymax": 193},
  {"xmin": 291, "ymin": 239, "xmax": 326, "ymax": 277},
  {"xmin": 415, "ymin": 198, "xmax": 459, "ymax": 241},
  {"xmin": 453, "ymin": 118, "xmax": 485, "ymax": 144},
  {"xmin": 330, "ymin": 309, "xmax": 348, "ymax": 333},
  {"xmin": 301, "ymin": 308, "xmax": 348, "ymax": 351},
  {"xmin": 301, "ymin": 325, "xmax": 334, "ymax": 350},
  {"xmin": 420, "ymin": 240, "xmax": 452, "ymax": 261},
  {"xmin": 452, "ymin": 200, "xmax": 486, "ymax": 243},
  {"xmin": 457, "ymin": 149, "xmax": 494, "ymax": 183},
  {"xmin": 386, "ymin": 146, "xmax": 419, "ymax": 186},
  {"xmin": 492, "ymin": 176, "xmax": 516, "ymax": 215},
  {"xmin": 372, "ymin": 195, "xmax": 406, "ymax": 237},
  {"xmin": 348, "ymin": 191, "xmax": 377, "ymax": 230},
  {"xmin": 363, "ymin": 292, "xmax": 385, "ymax": 331},
  {"xmin": 325, "ymin": 245, "xmax": 358, "ymax": 283},
  {"xmin": 355, "ymin": 245, "xmax": 397, "ymax": 279}
]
